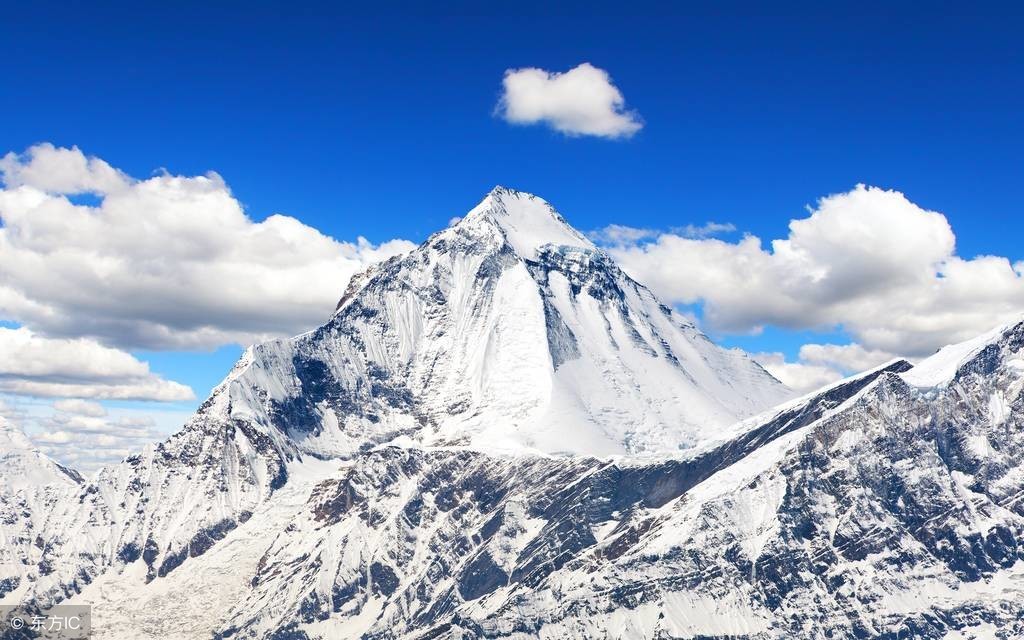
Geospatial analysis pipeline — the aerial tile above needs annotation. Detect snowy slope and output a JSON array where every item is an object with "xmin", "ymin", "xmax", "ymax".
[
  {"xmin": 0, "ymin": 417, "xmax": 81, "ymax": 491},
  {"xmin": 203, "ymin": 321, "xmax": 1024, "ymax": 639},
  {"xmin": 0, "ymin": 418, "xmax": 83, "ymax": 601},
  {"xmin": 900, "ymin": 314, "xmax": 1024, "ymax": 388},
  {"xmin": 201, "ymin": 361, "xmax": 909, "ymax": 639},
  {"xmin": 0, "ymin": 398, "xmax": 293, "ymax": 609}
]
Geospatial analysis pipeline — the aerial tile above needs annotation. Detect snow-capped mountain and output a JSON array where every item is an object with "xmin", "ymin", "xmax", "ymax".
[
  {"xmin": 213, "ymin": 186, "xmax": 790, "ymax": 458},
  {"xmin": 0, "ymin": 417, "xmax": 82, "ymax": 492},
  {"xmin": 0, "ymin": 187, "xmax": 790, "ymax": 624},
  {"xmin": 124, "ymin": 319, "xmax": 1023, "ymax": 640},
  {"xmin": 0, "ymin": 418, "xmax": 83, "ymax": 601},
  {"xmin": 2, "ymin": 188, "xmax": 1022, "ymax": 639}
]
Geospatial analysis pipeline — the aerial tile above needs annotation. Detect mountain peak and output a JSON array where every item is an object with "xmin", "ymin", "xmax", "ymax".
[
  {"xmin": 461, "ymin": 186, "xmax": 595, "ymax": 259},
  {"xmin": 901, "ymin": 315, "xmax": 1024, "ymax": 388},
  {"xmin": 0, "ymin": 416, "xmax": 83, "ymax": 488},
  {"xmin": 0, "ymin": 415, "xmax": 33, "ymax": 451},
  {"xmin": 486, "ymin": 184, "xmax": 519, "ymax": 197},
  {"xmin": 226, "ymin": 187, "xmax": 792, "ymax": 459}
]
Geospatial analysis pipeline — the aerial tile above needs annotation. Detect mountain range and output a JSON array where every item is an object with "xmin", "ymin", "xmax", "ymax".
[{"xmin": 2, "ymin": 188, "xmax": 1023, "ymax": 639}]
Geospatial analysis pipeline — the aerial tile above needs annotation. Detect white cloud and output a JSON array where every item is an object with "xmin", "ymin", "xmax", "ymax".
[
  {"xmin": 752, "ymin": 342, "xmax": 902, "ymax": 395},
  {"xmin": 608, "ymin": 184, "xmax": 1024, "ymax": 358},
  {"xmin": 0, "ymin": 144, "xmax": 416, "ymax": 350},
  {"xmin": 751, "ymin": 352, "xmax": 844, "ymax": 394},
  {"xmin": 590, "ymin": 221, "xmax": 735, "ymax": 245},
  {"xmin": 0, "ymin": 327, "xmax": 193, "ymax": 401},
  {"xmin": 0, "ymin": 143, "xmax": 130, "ymax": 194},
  {"xmin": 798, "ymin": 343, "xmax": 899, "ymax": 373},
  {"xmin": 589, "ymin": 224, "xmax": 659, "ymax": 245},
  {"xmin": 0, "ymin": 398, "xmax": 14, "ymax": 418},
  {"xmin": 34, "ymin": 410, "xmax": 165, "ymax": 472},
  {"xmin": 497, "ymin": 63, "xmax": 642, "ymax": 138},
  {"xmin": 52, "ymin": 398, "xmax": 108, "ymax": 417},
  {"xmin": 2, "ymin": 396, "xmax": 193, "ymax": 473},
  {"xmin": 674, "ymin": 221, "xmax": 736, "ymax": 239}
]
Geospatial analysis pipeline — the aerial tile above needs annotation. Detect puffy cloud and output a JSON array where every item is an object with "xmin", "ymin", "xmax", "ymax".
[
  {"xmin": 497, "ymin": 63, "xmax": 642, "ymax": 138},
  {"xmin": 0, "ymin": 327, "xmax": 193, "ymax": 401},
  {"xmin": 0, "ymin": 144, "xmax": 417, "ymax": 350},
  {"xmin": 606, "ymin": 184, "xmax": 1024, "ymax": 358},
  {"xmin": 752, "ymin": 343, "xmax": 901, "ymax": 394},
  {"xmin": 0, "ymin": 142, "xmax": 130, "ymax": 194},
  {"xmin": 751, "ymin": 352, "xmax": 843, "ymax": 394},
  {"xmin": 798, "ymin": 343, "xmax": 899, "ymax": 373}
]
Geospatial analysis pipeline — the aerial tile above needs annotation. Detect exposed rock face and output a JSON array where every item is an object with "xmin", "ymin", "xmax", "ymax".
[
  {"xmin": 0, "ymin": 401, "xmax": 290, "ymax": 607},
  {"xmin": 212, "ymin": 324, "xmax": 1024, "ymax": 639},
  {"xmin": 2, "ymin": 188, "xmax": 1023, "ymax": 639}
]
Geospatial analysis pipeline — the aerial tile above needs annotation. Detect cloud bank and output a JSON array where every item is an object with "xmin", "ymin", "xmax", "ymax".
[
  {"xmin": 749, "ymin": 352, "xmax": 845, "ymax": 394},
  {"xmin": 599, "ymin": 184, "xmax": 1024, "ymax": 391},
  {"xmin": 497, "ymin": 63, "xmax": 642, "ymax": 138},
  {"xmin": 0, "ymin": 327, "xmax": 193, "ymax": 401},
  {"xmin": 605, "ymin": 184, "xmax": 1024, "ymax": 356},
  {"xmin": 32, "ymin": 400, "xmax": 167, "ymax": 472},
  {"xmin": 0, "ymin": 144, "xmax": 416, "ymax": 351},
  {"xmin": 0, "ymin": 143, "xmax": 419, "ymax": 467}
]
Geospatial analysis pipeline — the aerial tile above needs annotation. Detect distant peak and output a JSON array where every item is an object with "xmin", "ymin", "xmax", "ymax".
[
  {"xmin": 0, "ymin": 416, "xmax": 83, "ymax": 486},
  {"xmin": 475, "ymin": 185, "xmax": 540, "ymax": 210},
  {"xmin": 0, "ymin": 416, "xmax": 34, "ymax": 451},
  {"xmin": 463, "ymin": 186, "xmax": 594, "ymax": 259}
]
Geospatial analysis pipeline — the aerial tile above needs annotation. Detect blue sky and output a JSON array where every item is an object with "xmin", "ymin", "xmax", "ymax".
[
  {"xmin": 1, "ymin": 3, "xmax": 1023, "ymax": 466},
  {"xmin": 6, "ymin": 3, "xmax": 1021, "ymax": 251}
]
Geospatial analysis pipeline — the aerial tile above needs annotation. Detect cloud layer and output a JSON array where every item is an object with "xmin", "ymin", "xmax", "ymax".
[
  {"xmin": 751, "ymin": 344, "xmax": 901, "ymax": 394},
  {"xmin": 497, "ymin": 63, "xmax": 642, "ymax": 138},
  {"xmin": 0, "ymin": 144, "xmax": 416, "ymax": 351},
  {"xmin": 597, "ymin": 184, "xmax": 1024, "ymax": 391},
  {"xmin": 4, "ymin": 146, "xmax": 1020, "ymax": 452},
  {"xmin": 0, "ymin": 327, "xmax": 193, "ymax": 401},
  {"xmin": 589, "ymin": 221, "xmax": 735, "ymax": 245},
  {"xmin": 749, "ymin": 352, "xmax": 845, "ymax": 394},
  {"xmin": 605, "ymin": 184, "xmax": 1024, "ymax": 359},
  {"xmin": 0, "ymin": 143, "xmax": 421, "ymax": 473},
  {"xmin": 33, "ymin": 400, "xmax": 167, "ymax": 472}
]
